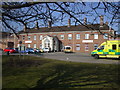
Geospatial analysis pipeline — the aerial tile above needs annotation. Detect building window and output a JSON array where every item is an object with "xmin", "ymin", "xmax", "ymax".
[
  {"xmin": 85, "ymin": 34, "xmax": 89, "ymax": 39},
  {"xmin": 22, "ymin": 36, "xmax": 25, "ymax": 40},
  {"xmin": 34, "ymin": 44, "xmax": 36, "ymax": 48},
  {"xmin": 60, "ymin": 35, "xmax": 64, "ymax": 40},
  {"xmin": 94, "ymin": 44, "xmax": 98, "ymax": 50},
  {"xmin": 94, "ymin": 34, "xmax": 98, "ymax": 39},
  {"xmin": 103, "ymin": 33, "xmax": 108, "ymax": 39},
  {"xmin": 76, "ymin": 34, "xmax": 80, "ymax": 39},
  {"xmin": 40, "ymin": 35, "xmax": 43, "ymax": 40},
  {"xmin": 40, "ymin": 44, "xmax": 42, "ymax": 49},
  {"xmin": 85, "ymin": 44, "xmax": 89, "ymax": 51},
  {"xmin": 28, "ymin": 36, "xmax": 31, "ymax": 40},
  {"xmin": 76, "ymin": 44, "xmax": 80, "ymax": 50},
  {"xmin": 68, "ymin": 34, "xmax": 72, "ymax": 40},
  {"xmin": 34, "ymin": 35, "xmax": 36, "ymax": 40},
  {"xmin": 28, "ymin": 44, "xmax": 30, "ymax": 48}
]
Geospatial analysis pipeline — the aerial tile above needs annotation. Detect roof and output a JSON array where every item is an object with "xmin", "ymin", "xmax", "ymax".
[
  {"xmin": 0, "ymin": 32, "xmax": 14, "ymax": 39},
  {"xmin": 19, "ymin": 24, "xmax": 112, "ymax": 34}
]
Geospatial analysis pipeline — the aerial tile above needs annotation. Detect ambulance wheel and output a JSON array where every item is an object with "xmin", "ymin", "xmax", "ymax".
[{"xmin": 94, "ymin": 54, "xmax": 99, "ymax": 59}]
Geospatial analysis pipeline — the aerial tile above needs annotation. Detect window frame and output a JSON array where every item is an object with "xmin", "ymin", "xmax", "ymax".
[
  {"xmin": 34, "ymin": 44, "xmax": 37, "ymax": 48},
  {"xmin": 39, "ymin": 35, "xmax": 43, "ymax": 40},
  {"xmin": 68, "ymin": 34, "xmax": 72, "ymax": 40},
  {"xmin": 85, "ymin": 34, "xmax": 89, "ymax": 39},
  {"xmin": 94, "ymin": 34, "xmax": 98, "ymax": 39},
  {"xmin": 28, "ymin": 36, "xmax": 31, "ymax": 40},
  {"xmin": 76, "ymin": 44, "xmax": 80, "ymax": 51},
  {"xmin": 22, "ymin": 36, "xmax": 25, "ymax": 40},
  {"xmin": 76, "ymin": 34, "xmax": 80, "ymax": 39},
  {"xmin": 28, "ymin": 44, "xmax": 30, "ymax": 48},
  {"xmin": 60, "ymin": 35, "xmax": 64, "ymax": 40},
  {"xmin": 103, "ymin": 33, "xmax": 108, "ymax": 39},
  {"xmin": 85, "ymin": 44, "xmax": 89, "ymax": 51},
  {"xmin": 34, "ymin": 35, "xmax": 36, "ymax": 40}
]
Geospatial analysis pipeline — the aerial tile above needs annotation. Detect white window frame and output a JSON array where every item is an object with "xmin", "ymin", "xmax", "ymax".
[
  {"xmin": 34, "ymin": 35, "xmax": 36, "ymax": 40},
  {"xmin": 40, "ymin": 35, "xmax": 43, "ymax": 40},
  {"xmin": 76, "ymin": 44, "xmax": 80, "ymax": 50},
  {"xmin": 34, "ymin": 44, "xmax": 36, "ymax": 48},
  {"xmin": 85, "ymin": 34, "xmax": 89, "ymax": 39},
  {"xmin": 28, "ymin": 36, "xmax": 31, "ymax": 40},
  {"xmin": 60, "ymin": 35, "xmax": 64, "ymax": 40},
  {"xmin": 76, "ymin": 34, "xmax": 80, "ymax": 39},
  {"xmin": 40, "ymin": 44, "xmax": 42, "ymax": 49},
  {"xmin": 28, "ymin": 44, "xmax": 30, "ymax": 48},
  {"xmin": 103, "ymin": 33, "xmax": 108, "ymax": 39},
  {"xmin": 68, "ymin": 34, "xmax": 72, "ymax": 40},
  {"xmin": 94, "ymin": 34, "xmax": 98, "ymax": 39}
]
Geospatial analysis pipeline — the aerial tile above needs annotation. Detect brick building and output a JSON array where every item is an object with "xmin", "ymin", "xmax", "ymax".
[
  {"xmin": 14, "ymin": 16, "xmax": 115, "ymax": 53},
  {"xmin": 0, "ymin": 32, "xmax": 14, "ymax": 50}
]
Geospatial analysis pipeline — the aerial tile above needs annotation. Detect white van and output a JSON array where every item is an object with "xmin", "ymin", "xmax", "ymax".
[{"xmin": 43, "ymin": 47, "xmax": 49, "ymax": 52}]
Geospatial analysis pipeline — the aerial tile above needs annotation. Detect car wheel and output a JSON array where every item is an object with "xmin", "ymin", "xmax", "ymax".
[{"xmin": 94, "ymin": 54, "xmax": 99, "ymax": 59}]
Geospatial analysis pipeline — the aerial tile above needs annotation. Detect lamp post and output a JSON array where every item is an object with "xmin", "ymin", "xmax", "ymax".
[{"xmin": 19, "ymin": 41, "xmax": 22, "ymax": 56}]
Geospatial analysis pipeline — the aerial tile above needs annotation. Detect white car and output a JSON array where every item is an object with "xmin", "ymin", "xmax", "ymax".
[{"xmin": 43, "ymin": 48, "xmax": 49, "ymax": 52}]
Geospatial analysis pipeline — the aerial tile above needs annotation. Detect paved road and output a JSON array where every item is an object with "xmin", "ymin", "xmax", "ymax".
[
  {"xmin": 2, "ymin": 52, "xmax": 120, "ymax": 64},
  {"xmin": 32, "ymin": 52, "xmax": 120, "ymax": 64}
]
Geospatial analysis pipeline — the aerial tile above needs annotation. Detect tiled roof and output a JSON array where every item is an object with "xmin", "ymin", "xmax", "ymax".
[{"xmin": 19, "ymin": 24, "xmax": 112, "ymax": 34}]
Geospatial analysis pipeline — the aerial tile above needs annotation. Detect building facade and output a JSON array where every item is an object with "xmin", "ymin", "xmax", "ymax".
[
  {"xmin": 14, "ymin": 16, "xmax": 116, "ymax": 53},
  {"xmin": 15, "ymin": 29, "xmax": 110, "ymax": 53},
  {"xmin": 0, "ymin": 32, "xmax": 14, "ymax": 50}
]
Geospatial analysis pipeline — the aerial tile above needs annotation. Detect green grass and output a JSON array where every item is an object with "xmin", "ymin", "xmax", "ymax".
[{"xmin": 2, "ymin": 55, "xmax": 120, "ymax": 88}]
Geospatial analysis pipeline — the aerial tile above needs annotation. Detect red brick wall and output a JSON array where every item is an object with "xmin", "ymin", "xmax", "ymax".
[{"xmin": 17, "ymin": 31, "xmax": 109, "ymax": 53}]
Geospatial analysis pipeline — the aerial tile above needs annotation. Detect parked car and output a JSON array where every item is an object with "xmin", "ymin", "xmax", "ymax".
[
  {"xmin": 40, "ymin": 49, "xmax": 44, "ymax": 53},
  {"xmin": 64, "ymin": 46, "xmax": 72, "ymax": 53},
  {"xmin": 3, "ymin": 48, "xmax": 16, "ymax": 53},
  {"xmin": 25, "ymin": 48, "xmax": 34, "ymax": 53},
  {"xmin": 34, "ymin": 48, "xmax": 40, "ymax": 53},
  {"xmin": 43, "ymin": 48, "xmax": 49, "ymax": 52}
]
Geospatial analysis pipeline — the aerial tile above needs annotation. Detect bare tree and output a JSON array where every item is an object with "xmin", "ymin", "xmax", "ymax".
[{"xmin": 2, "ymin": 2, "xmax": 120, "ymax": 38}]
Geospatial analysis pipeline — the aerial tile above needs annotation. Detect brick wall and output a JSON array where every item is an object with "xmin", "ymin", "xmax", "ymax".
[{"xmin": 17, "ymin": 31, "xmax": 109, "ymax": 53}]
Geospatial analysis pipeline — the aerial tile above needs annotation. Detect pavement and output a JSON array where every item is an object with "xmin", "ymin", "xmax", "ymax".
[
  {"xmin": 2, "ymin": 51, "xmax": 120, "ymax": 64},
  {"xmin": 31, "ymin": 52, "xmax": 120, "ymax": 64}
]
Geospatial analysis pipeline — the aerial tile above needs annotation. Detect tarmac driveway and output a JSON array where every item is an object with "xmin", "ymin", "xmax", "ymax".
[{"xmin": 34, "ymin": 52, "xmax": 120, "ymax": 64}]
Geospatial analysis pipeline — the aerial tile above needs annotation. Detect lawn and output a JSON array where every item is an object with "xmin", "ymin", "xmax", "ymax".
[{"xmin": 2, "ymin": 55, "xmax": 120, "ymax": 88}]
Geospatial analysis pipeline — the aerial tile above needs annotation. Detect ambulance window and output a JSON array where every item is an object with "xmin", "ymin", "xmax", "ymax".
[
  {"xmin": 112, "ymin": 44, "xmax": 116, "ymax": 50},
  {"xmin": 119, "ymin": 44, "xmax": 120, "ymax": 47},
  {"xmin": 98, "ymin": 45, "xmax": 104, "ymax": 50}
]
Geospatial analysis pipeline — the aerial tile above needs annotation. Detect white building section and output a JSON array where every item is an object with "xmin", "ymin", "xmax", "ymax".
[{"xmin": 42, "ymin": 35, "xmax": 53, "ymax": 51}]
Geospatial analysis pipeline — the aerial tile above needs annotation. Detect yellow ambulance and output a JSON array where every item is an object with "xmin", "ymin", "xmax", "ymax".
[{"xmin": 91, "ymin": 40, "xmax": 120, "ymax": 59}]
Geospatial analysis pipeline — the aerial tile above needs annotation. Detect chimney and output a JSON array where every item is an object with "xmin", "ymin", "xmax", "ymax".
[
  {"xmin": 84, "ymin": 17, "xmax": 87, "ymax": 25},
  {"xmin": 100, "ymin": 15, "xmax": 104, "ymax": 27},
  {"xmin": 105, "ymin": 21, "xmax": 108, "ymax": 25},
  {"xmin": 24, "ymin": 25, "xmax": 26, "ymax": 32},
  {"xmin": 35, "ymin": 21, "xmax": 39, "ymax": 29},
  {"xmin": 68, "ymin": 19, "xmax": 71, "ymax": 27},
  {"xmin": 48, "ymin": 21, "xmax": 52, "ymax": 28}
]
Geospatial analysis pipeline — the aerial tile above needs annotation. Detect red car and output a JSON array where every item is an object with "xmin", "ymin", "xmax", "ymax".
[{"xmin": 4, "ymin": 48, "xmax": 16, "ymax": 53}]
